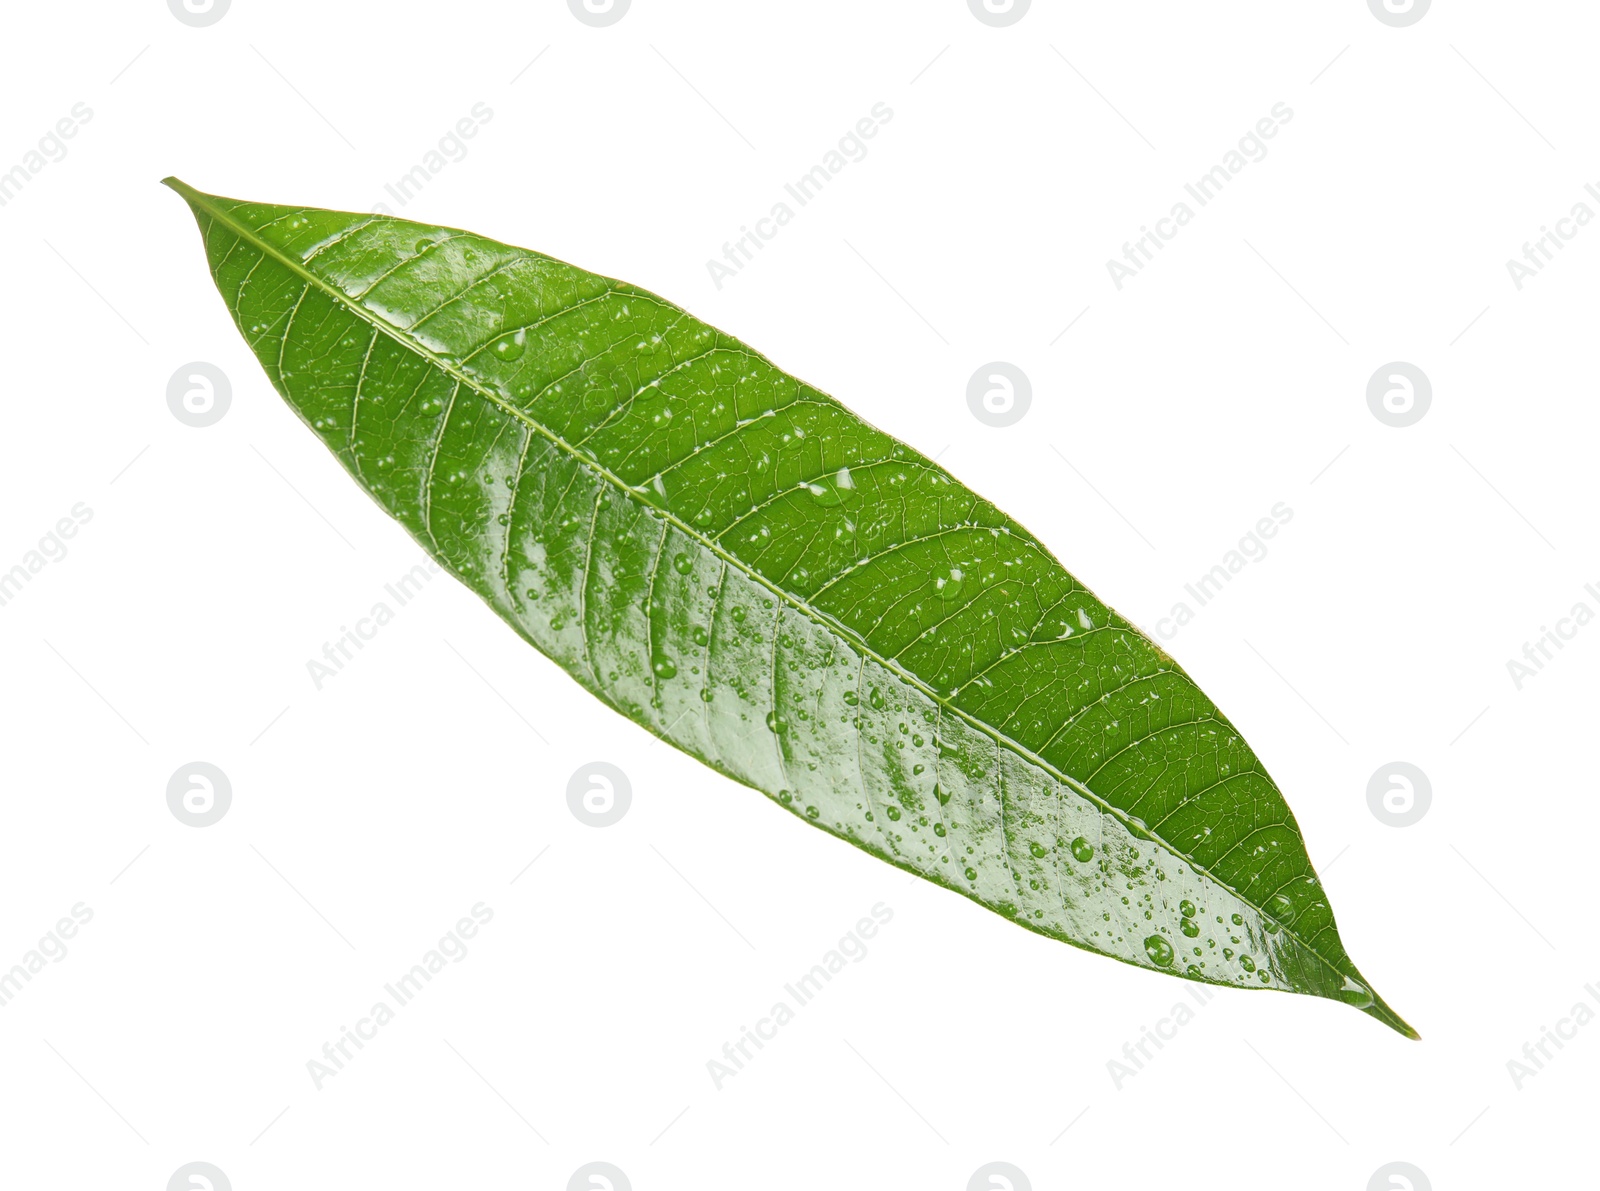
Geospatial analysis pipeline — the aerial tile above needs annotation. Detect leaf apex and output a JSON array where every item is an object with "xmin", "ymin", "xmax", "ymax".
[
  {"xmin": 162, "ymin": 176, "xmax": 204, "ymax": 203},
  {"xmin": 1363, "ymin": 991, "xmax": 1421, "ymax": 1040}
]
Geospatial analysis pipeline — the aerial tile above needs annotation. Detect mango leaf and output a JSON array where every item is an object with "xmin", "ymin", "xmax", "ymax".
[{"xmin": 167, "ymin": 178, "xmax": 1415, "ymax": 1037}]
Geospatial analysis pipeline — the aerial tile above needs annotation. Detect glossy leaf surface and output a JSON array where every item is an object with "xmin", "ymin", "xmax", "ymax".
[{"xmin": 168, "ymin": 179, "xmax": 1414, "ymax": 1036}]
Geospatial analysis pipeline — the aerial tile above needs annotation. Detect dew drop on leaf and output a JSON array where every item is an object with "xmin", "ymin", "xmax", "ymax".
[
  {"xmin": 493, "ymin": 329, "xmax": 527, "ymax": 361},
  {"xmin": 1339, "ymin": 977, "xmax": 1374, "ymax": 1009},
  {"xmin": 934, "ymin": 567, "xmax": 965, "ymax": 601},
  {"xmin": 805, "ymin": 466, "xmax": 857, "ymax": 506},
  {"xmin": 1144, "ymin": 935, "xmax": 1175, "ymax": 966}
]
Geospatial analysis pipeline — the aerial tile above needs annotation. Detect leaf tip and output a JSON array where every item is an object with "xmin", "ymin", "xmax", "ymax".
[{"xmin": 1364, "ymin": 993, "xmax": 1421, "ymax": 1040}]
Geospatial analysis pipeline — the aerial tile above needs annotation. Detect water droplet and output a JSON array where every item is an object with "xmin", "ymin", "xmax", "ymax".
[
  {"xmin": 413, "ymin": 239, "xmax": 432, "ymax": 254},
  {"xmin": 805, "ymin": 466, "xmax": 858, "ymax": 506},
  {"xmin": 1339, "ymin": 977, "xmax": 1374, "ymax": 1009},
  {"xmin": 1028, "ymin": 841, "xmax": 1047, "ymax": 859},
  {"xmin": 635, "ymin": 474, "xmax": 668, "ymax": 509},
  {"xmin": 765, "ymin": 710, "xmax": 787, "ymax": 734},
  {"xmin": 933, "ymin": 822, "xmax": 946, "ymax": 837},
  {"xmin": 1180, "ymin": 918, "xmax": 1200, "ymax": 938},
  {"xmin": 869, "ymin": 687, "xmax": 886, "ymax": 711},
  {"xmin": 1239, "ymin": 955, "xmax": 1256, "ymax": 973},
  {"xmin": 1179, "ymin": 899, "xmax": 1197, "ymax": 918},
  {"xmin": 964, "ymin": 866, "xmax": 978, "ymax": 882},
  {"xmin": 651, "ymin": 654, "xmax": 677, "ymax": 679},
  {"xmin": 842, "ymin": 690, "xmax": 859, "ymax": 706},
  {"xmin": 1143, "ymin": 935, "xmax": 1175, "ymax": 966},
  {"xmin": 637, "ymin": 394, "xmax": 673, "ymax": 427},
  {"xmin": 1070, "ymin": 837, "xmax": 1094, "ymax": 863},
  {"xmin": 886, "ymin": 806, "xmax": 901, "ymax": 821},
  {"xmin": 691, "ymin": 626, "xmax": 710, "ymax": 647},
  {"xmin": 1231, "ymin": 913, "xmax": 1244, "ymax": 926},
  {"xmin": 493, "ymin": 329, "xmax": 527, "ymax": 361},
  {"xmin": 731, "ymin": 606, "xmax": 747, "ymax": 623},
  {"xmin": 672, "ymin": 553, "xmax": 692, "ymax": 575},
  {"xmin": 806, "ymin": 805, "xmax": 820, "ymax": 819},
  {"xmin": 934, "ymin": 567, "xmax": 965, "ymax": 601}
]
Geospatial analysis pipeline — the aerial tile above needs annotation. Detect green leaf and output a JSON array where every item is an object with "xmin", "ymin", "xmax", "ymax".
[{"xmin": 166, "ymin": 178, "xmax": 1415, "ymax": 1038}]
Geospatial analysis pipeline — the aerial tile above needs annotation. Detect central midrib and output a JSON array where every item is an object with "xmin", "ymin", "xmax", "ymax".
[{"xmin": 176, "ymin": 181, "xmax": 1361, "ymax": 994}]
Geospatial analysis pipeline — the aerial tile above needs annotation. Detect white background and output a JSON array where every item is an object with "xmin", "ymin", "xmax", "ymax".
[{"xmin": 1, "ymin": 2, "xmax": 1594, "ymax": 1188}]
